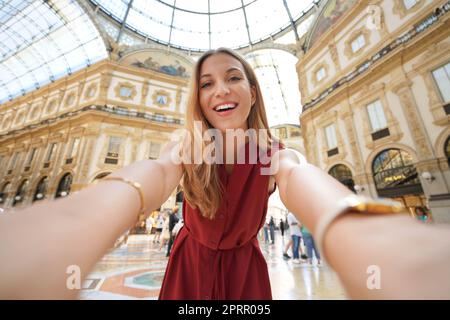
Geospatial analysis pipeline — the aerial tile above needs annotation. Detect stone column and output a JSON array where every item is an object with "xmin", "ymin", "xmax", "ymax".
[{"xmin": 393, "ymin": 80, "xmax": 450, "ymax": 223}]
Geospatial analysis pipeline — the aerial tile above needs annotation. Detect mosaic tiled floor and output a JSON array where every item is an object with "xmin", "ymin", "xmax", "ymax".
[{"xmin": 79, "ymin": 232, "xmax": 348, "ymax": 300}]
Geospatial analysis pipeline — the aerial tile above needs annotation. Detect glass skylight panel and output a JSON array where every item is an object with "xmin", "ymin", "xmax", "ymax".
[
  {"xmin": 174, "ymin": 0, "xmax": 209, "ymax": 13},
  {"xmin": 5, "ymin": 55, "xmax": 27, "ymax": 78},
  {"xmin": 297, "ymin": 15, "xmax": 315, "ymax": 38},
  {"xmin": 209, "ymin": 0, "xmax": 244, "ymax": 13},
  {"xmin": 16, "ymin": 68, "xmax": 35, "ymax": 92},
  {"xmin": 246, "ymin": 49, "xmax": 300, "ymax": 127},
  {"xmin": 47, "ymin": 56, "xmax": 68, "ymax": 79},
  {"xmin": 170, "ymin": 10, "xmax": 209, "ymax": 49},
  {"xmin": 0, "ymin": 0, "xmax": 29, "ymax": 25},
  {"xmin": 127, "ymin": 0, "xmax": 173, "ymax": 43},
  {"xmin": 5, "ymin": 80, "xmax": 21, "ymax": 99},
  {"xmin": 210, "ymin": 10, "xmax": 248, "ymax": 49},
  {"xmin": 98, "ymin": 15, "xmax": 120, "ymax": 39},
  {"xmin": 0, "ymin": 34, "xmax": 17, "ymax": 58},
  {"xmin": 285, "ymin": 0, "xmax": 315, "ymax": 20},
  {"xmin": 0, "ymin": 0, "xmax": 107, "ymax": 104},
  {"xmin": 246, "ymin": 0, "xmax": 287, "ymax": 41},
  {"xmin": 32, "ymin": 64, "xmax": 51, "ymax": 85},
  {"xmin": 0, "ymin": 1, "xmax": 61, "ymax": 61},
  {"xmin": 0, "ymin": 65, "xmax": 16, "ymax": 90},
  {"xmin": 91, "ymin": 0, "xmax": 131, "ymax": 21}
]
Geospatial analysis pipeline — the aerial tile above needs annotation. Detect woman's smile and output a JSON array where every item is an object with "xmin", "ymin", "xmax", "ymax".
[{"xmin": 213, "ymin": 102, "xmax": 238, "ymax": 117}]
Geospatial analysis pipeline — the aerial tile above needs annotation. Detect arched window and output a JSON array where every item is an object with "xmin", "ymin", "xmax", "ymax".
[
  {"xmin": 328, "ymin": 164, "xmax": 355, "ymax": 192},
  {"xmin": 0, "ymin": 182, "xmax": 11, "ymax": 204},
  {"xmin": 33, "ymin": 177, "xmax": 48, "ymax": 202},
  {"xmin": 372, "ymin": 149, "xmax": 422, "ymax": 197},
  {"xmin": 445, "ymin": 136, "xmax": 450, "ymax": 166},
  {"xmin": 55, "ymin": 173, "xmax": 72, "ymax": 198},
  {"xmin": 13, "ymin": 180, "xmax": 29, "ymax": 206}
]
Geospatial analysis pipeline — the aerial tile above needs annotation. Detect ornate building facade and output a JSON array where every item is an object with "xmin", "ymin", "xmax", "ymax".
[
  {"xmin": 0, "ymin": 49, "xmax": 192, "ymax": 210},
  {"xmin": 270, "ymin": 124, "xmax": 305, "ymax": 154},
  {"xmin": 298, "ymin": 0, "xmax": 450, "ymax": 222}
]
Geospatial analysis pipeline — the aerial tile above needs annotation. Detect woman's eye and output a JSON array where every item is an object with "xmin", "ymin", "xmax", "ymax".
[
  {"xmin": 200, "ymin": 82, "xmax": 211, "ymax": 89},
  {"xmin": 230, "ymin": 76, "xmax": 242, "ymax": 81}
]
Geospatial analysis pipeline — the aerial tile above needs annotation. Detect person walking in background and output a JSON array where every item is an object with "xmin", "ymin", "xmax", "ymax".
[
  {"xmin": 301, "ymin": 223, "xmax": 321, "ymax": 266},
  {"xmin": 269, "ymin": 216, "xmax": 275, "ymax": 244},
  {"xmin": 263, "ymin": 222, "xmax": 270, "ymax": 244},
  {"xmin": 166, "ymin": 206, "xmax": 180, "ymax": 257},
  {"xmin": 146, "ymin": 215, "xmax": 154, "ymax": 239},
  {"xmin": 153, "ymin": 212, "xmax": 164, "ymax": 244},
  {"xmin": 287, "ymin": 211, "xmax": 302, "ymax": 264},
  {"xmin": 159, "ymin": 212, "xmax": 170, "ymax": 251},
  {"xmin": 283, "ymin": 238, "xmax": 292, "ymax": 260},
  {"xmin": 279, "ymin": 219, "xmax": 285, "ymax": 237}
]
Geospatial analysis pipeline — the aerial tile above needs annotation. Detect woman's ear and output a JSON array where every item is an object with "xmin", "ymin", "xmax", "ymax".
[{"xmin": 251, "ymin": 85, "xmax": 257, "ymax": 106}]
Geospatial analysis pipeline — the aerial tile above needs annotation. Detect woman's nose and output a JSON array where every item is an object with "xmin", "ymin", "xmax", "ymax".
[{"xmin": 214, "ymin": 81, "xmax": 230, "ymax": 97}]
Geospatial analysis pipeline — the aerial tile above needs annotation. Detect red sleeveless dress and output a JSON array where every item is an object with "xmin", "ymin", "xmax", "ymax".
[{"xmin": 159, "ymin": 142, "xmax": 281, "ymax": 300}]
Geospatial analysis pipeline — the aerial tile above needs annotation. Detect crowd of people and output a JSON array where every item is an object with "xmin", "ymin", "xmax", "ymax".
[
  {"xmin": 262, "ymin": 214, "xmax": 321, "ymax": 266},
  {"xmin": 145, "ymin": 206, "xmax": 182, "ymax": 257}
]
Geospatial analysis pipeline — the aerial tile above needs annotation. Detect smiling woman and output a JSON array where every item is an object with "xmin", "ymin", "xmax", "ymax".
[
  {"xmin": 158, "ymin": 48, "xmax": 281, "ymax": 299},
  {"xmin": 181, "ymin": 48, "xmax": 274, "ymax": 221}
]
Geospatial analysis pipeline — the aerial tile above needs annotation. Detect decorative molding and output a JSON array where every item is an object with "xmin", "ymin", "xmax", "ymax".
[
  {"xmin": 328, "ymin": 42, "xmax": 341, "ymax": 73},
  {"xmin": 311, "ymin": 62, "xmax": 330, "ymax": 88},
  {"xmin": 412, "ymin": 42, "xmax": 450, "ymax": 126},
  {"xmin": 175, "ymin": 87, "xmax": 182, "ymax": 112},
  {"xmin": 353, "ymin": 83, "xmax": 403, "ymax": 150},
  {"xmin": 344, "ymin": 27, "xmax": 371, "ymax": 60},
  {"xmin": 393, "ymin": 0, "xmax": 425, "ymax": 19},
  {"xmin": 64, "ymin": 91, "xmax": 77, "ymax": 109},
  {"xmin": 152, "ymin": 89, "xmax": 172, "ymax": 108},
  {"xmin": 45, "ymin": 99, "xmax": 58, "ymax": 115},
  {"xmin": 141, "ymin": 80, "xmax": 150, "ymax": 105},
  {"xmin": 317, "ymin": 110, "xmax": 347, "ymax": 167},
  {"xmin": 392, "ymin": 80, "xmax": 434, "ymax": 160},
  {"xmin": 114, "ymin": 81, "xmax": 137, "ymax": 101},
  {"xmin": 84, "ymin": 83, "xmax": 98, "ymax": 100},
  {"xmin": 341, "ymin": 101, "xmax": 364, "ymax": 173}
]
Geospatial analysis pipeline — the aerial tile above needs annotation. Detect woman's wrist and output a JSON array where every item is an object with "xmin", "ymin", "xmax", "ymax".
[{"xmin": 111, "ymin": 160, "xmax": 166, "ymax": 212}]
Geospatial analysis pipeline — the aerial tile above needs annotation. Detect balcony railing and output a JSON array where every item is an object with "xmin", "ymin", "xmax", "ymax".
[{"xmin": 1, "ymin": 104, "xmax": 185, "ymax": 138}]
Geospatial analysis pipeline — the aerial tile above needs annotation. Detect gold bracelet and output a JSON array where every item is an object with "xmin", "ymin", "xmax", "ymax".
[{"xmin": 102, "ymin": 176, "xmax": 146, "ymax": 220}]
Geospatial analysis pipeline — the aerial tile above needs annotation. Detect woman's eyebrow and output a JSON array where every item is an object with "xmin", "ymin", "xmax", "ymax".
[
  {"xmin": 200, "ymin": 67, "xmax": 243, "ymax": 79},
  {"xmin": 226, "ymin": 67, "xmax": 243, "ymax": 74}
]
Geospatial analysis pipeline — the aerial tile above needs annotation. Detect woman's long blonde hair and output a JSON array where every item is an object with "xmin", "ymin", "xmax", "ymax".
[{"xmin": 181, "ymin": 48, "xmax": 274, "ymax": 219}]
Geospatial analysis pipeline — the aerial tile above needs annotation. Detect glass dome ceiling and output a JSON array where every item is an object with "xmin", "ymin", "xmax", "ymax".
[
  {"xmin": 0, "ymin": 0, "xmax": 108, "ymax": 104},
  {"xmin": 91, "ymin": 0, "xmax": 319, "ymax": 51}
]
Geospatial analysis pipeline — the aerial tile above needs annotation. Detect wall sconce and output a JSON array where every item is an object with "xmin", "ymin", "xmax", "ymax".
[
  {"xmin": 421, "ymin": 171, "xmax": 435, "ymax": 183},
  {"xmin": 354, "ymin": 185, "xmax": 365, "ymax": 193}
]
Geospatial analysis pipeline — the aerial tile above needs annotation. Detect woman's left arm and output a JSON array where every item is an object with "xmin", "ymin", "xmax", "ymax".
[{"xmin": 272, "ymin": 149, "xmax": 450, "ymax": 299}]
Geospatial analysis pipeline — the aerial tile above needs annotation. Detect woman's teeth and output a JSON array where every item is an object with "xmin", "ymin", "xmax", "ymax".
[{"xmin": 214, "ymin": 104, "xmax": 236, "ymax": 112}]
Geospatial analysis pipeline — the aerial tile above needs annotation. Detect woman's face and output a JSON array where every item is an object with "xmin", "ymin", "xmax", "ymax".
[{"xmin": 198, "ymin": 53, "xmax": 256, "ymax": 133}]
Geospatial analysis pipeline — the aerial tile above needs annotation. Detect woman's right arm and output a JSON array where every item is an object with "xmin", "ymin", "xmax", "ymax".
[{"xmin": 0, "ymin": 141, "xmax": 182, "ymax": 299}]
